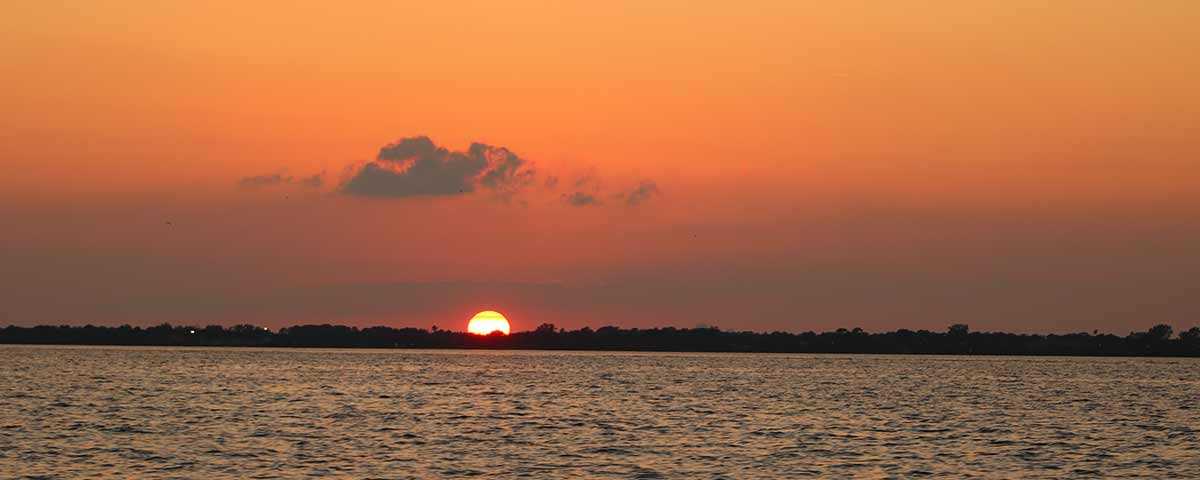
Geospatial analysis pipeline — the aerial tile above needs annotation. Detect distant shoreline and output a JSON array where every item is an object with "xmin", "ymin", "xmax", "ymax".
[
  {"xmin": 4, "ymin": 323, "xmax": 1198, "ymax": 357},
  {"xmin": 4, "ymin": 342, "xmax": 1200, "ymax": 359}
]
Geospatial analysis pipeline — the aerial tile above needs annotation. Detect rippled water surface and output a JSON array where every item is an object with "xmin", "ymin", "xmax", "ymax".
[{"xmin": 1, "ymin": 346, "xmax": 1198, "ymax": 478}]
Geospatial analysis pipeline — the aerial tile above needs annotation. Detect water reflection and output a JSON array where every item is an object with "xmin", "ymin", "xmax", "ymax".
[{"xmin": 1, "ymin": 347, "xmax": 1197, "ymax": 478}]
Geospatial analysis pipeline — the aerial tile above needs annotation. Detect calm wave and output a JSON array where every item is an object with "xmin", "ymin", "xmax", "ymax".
[{"xmin": 1, "ymin": 346, "xmax": 1197, "ymax": 478}]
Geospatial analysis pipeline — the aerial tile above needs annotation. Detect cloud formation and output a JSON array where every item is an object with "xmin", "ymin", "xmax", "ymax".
[
  {"xmin": 238, "ymin": 174, "xmax": 291, "ymax": 188},
  {"xmin": 238, "ymin": 172, "xmax": 325, "ymax": 189},
  {"xmin": 341, "ymin": 136, "xmax": 534, "ymax": 198},
  {"xmin": 622, "ymin": 180, "xmax": 661, "ymax": 206},
  {"xmin": 333, "ymin": 136, "xmax": 661, "ymax": 208},
  {"xmin": 563, "ymin": 191, "xmax": 600, "ymax": 207}
]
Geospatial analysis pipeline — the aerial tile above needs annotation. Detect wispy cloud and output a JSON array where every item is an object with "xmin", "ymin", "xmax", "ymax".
[
  {"xmin": 563, "ymin": 191, "xmax": 600, "ymax": 207},
  {"xmin": 238, "ymin": 172, "xmax": 325, "ymax": 189},
  {"xmin": 238, "ymin": 174, "xmax": 292, "ymax": 188},
  {"xmin": 622, "ymin": 180, "xmax": 661, "ymax": 206},
  {"xmin": 298, "ymin": 172, "xmax": 325, "ymax": 188}
]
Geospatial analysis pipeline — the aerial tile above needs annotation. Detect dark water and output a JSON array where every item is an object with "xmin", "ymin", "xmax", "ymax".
[{"xmin": 1, "ymin": 346, "xmax": 1197, "ymax": 478}]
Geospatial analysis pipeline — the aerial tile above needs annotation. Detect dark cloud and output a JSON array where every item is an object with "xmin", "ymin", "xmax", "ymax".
[
  {"xmin": 341, "ymin": 136, "xmax": 534, "ymax": 198},
  {"xmin": 335, "ymin": 136, "xmax": 661, "ymax": 207},
  {"xmin": 238, "ymin": 174, "xmax": 292, "ymax": 188},
  {"xmin": 623, "ymin": 180, "xmax": 661, "ymax": 206},
  {"xmin": 563, "ymin": 191, "xmax": 600, "ymax": 207}
]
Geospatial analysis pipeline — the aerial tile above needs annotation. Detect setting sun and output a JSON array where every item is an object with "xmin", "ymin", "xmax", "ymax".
[{"xmin": 467, "ymin": 311, "xmax": 511, "ymax": 335}]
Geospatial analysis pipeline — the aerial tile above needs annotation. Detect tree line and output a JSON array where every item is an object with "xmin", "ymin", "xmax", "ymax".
[{"xmin": 2, "ymin": 322, "xmax": 1198, "ymax": 356}]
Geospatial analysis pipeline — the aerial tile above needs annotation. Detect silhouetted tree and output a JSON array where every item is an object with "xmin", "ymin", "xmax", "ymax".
[
  {"xmin": 1147, "ymin": 324, "xmax": 1174, "ymax": 341},
  {"xmin": 1, "ymin": 322, "xmax": 1198, "ymax": 356},
  {"xmin": 1179, "ymin": 326, "xmax": 1200, "ymax": 348}
]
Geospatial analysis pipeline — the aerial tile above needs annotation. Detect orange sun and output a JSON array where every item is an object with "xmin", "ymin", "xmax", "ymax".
[{"xmin": 467, "ymin": 310, "xmax": 511, "ymax": 335}]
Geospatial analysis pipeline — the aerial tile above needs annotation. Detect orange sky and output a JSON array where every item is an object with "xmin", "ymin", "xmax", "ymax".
[{"xmin": 2, "ymin": 1, "xmax": 1198, "ymax": 332}]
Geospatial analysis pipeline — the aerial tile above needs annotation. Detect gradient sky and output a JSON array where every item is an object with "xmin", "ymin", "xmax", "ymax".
[{"xmin": 2, "ymin": 1, "xmax": 1198, "ymax": 333}]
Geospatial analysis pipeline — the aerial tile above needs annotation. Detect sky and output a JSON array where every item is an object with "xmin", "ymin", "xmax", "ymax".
[{"xmin": 2, "ymin": 1, "xmax": 1198, "ymax": 333}]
